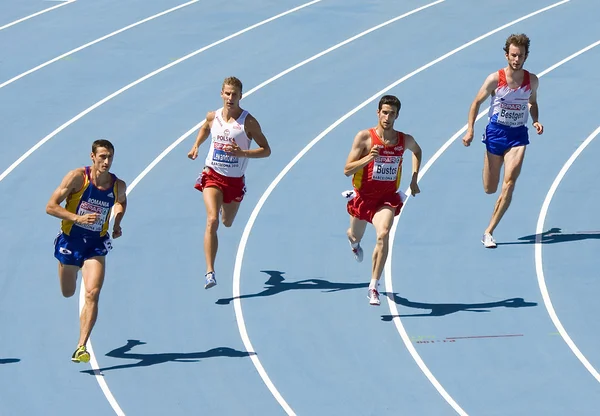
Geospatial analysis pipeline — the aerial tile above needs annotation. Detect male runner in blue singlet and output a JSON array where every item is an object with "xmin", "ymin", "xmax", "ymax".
[{"xmin": 46, "ymin": 139, "xmax": 127, "ymax": 363}]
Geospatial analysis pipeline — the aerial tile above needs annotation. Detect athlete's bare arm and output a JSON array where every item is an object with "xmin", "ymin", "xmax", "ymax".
[
  {"xmin": 46, "ymin": 168, "xmax": 98, "ymax": 225},
  {"xmin": 344, "ymin": 130, "xmax": 378, "ymax": 177},
  {"xmin": 528, "ymin": 74, "xmax": 544, "ymax": 135},
  {"xmin": 404, "ymin": 134, "xmax": 422, "ymax": 196},
  {"xmin": 227, "ymin": 114, "xmax": 271, "ymax": 158},
  {"xmin": 112, "ymin": 179, "xmax": 127, "ymax": 239},
  {"xmin": 187, "ymin": 111, "xmax": 216, "ymax": 160},
  {"xmin": 463, "ymin": 72, "xmax": 499, "ymax": 146}
]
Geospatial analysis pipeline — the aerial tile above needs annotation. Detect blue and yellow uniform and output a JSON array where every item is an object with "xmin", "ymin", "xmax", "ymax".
[{"xmin": 54, "ymin": 166, "xmax": 119, "ymax": 267}]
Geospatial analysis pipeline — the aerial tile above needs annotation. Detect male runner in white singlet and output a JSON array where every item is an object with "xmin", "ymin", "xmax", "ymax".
[
  {"xmin": 188, "ymin": 77, "xmax": 271, "ymax": 288},
  {"xmin": 463, "ymin": 34, "xmax": 544, "ymax": 248}
]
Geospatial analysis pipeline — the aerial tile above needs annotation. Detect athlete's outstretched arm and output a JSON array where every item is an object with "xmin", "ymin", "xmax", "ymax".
[
  {"xmin": 187, "ymin": 111, "xmax": 215, "ymax": 160},
  {"xmin": 112, "ymin": 179, "xmax": 127, "ymax": 239},
  {"xmin": 404, "ymin": 134, "xmax": 422, "ymax": 196},
  {"xmin": 528, "ymin": 74, "xmax": 543, "ymax": 134},
  {"xmin": 463, "ymin": 72, "xmax": 498, "ymax": 147},
  {"xmin": 45, "ymin": 168, "xmax": 97, "ymax": 225},
  {"xmin": 344, "ymin": 130, "xmax": 377, "ymax": 177}
]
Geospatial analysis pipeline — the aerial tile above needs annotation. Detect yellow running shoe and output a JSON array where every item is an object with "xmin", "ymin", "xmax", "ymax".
[{"xmin": 71, "ymin": 345, "xmax": 90, "ymax": 363}]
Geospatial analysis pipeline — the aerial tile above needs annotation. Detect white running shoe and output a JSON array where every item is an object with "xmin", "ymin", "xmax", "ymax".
[
  {"xmin": 350, "ymin": 242, "xmax": 363, "ymax": 262},
  {"xmin": 368, "ymin": 289, "xmax": 380, "ymax": 306},
  {"xmin": 481, "ymin": 233, "xmax": 497, "ymax": 249}
]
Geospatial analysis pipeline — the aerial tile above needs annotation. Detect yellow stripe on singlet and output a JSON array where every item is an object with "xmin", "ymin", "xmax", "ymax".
[
  {"xmin": 395, "ymin": 166, "xmax": 403, "ymax": 191},
  {"xmin": 61, "ymin": 173, "xmax": 89, "ymax": 236},
  {"xmin": 352, "ymin": 168, "xmax": 364, "ymax": 190}
]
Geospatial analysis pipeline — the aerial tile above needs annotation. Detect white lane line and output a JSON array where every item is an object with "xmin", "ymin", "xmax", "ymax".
[
  {"xmin": 0, "ymin": 0, "xmax": 75, "ymax": 31},
  {"xmin": 127, "ymin": 0, "xmax": 445, "ymax": 190},
  {"xmin": 122, "ymin": 3, "xmax": 445, "ymax": 414},
  {"xmin": 67, "ymin": 2, "xmax": 322, "ymax": 415},
  {"xmin": 535, "ymin": 124, "xmax": 600, "ymax": 382},
  {"xmin": 0, "ymin": 0, "xmax": 201, "ymax": 90},
  {"xmin": 0, "ymin": 0, "xmax": 321, "ymax": 184},
  {"xmin": 239, "ymin": 2, "xmax": 567, "ymax": 415},
  {"xmin": 222, "ymin": 2, "xmax": 565, "ymax": 416},
  {"xmin": 78, "ymin": 284, "xmax": 125, "ymax": 416},
  {"xmin": 386, "ymin": 37, "xmax": 600, "ymax": 415}
]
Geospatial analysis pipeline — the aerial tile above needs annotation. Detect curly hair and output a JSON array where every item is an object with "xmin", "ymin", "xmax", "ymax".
[{"xmin": 504, "ymin": 33, "xmax": 530, "ymax": 55}]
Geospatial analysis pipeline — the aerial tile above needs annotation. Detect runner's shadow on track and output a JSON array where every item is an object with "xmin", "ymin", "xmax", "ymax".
[
  {"xmin": 497, "ymin": 227, "xmax": 600, "ymax": 245},
  {"xmin": 216, "ymin": 270, "xmax": 368, "ymax": 305},
  {"xmin": 80, "ymin": 340, "xmax": 253, "ymax": 374},
  {"xmin": 381, "ymin": 293, "xmax": 537, "ymax": 319},
  {"xmin": 0, "ymin": 358, "xmax": 20, "ymax": 364}
]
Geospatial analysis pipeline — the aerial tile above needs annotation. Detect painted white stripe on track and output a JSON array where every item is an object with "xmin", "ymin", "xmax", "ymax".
[
  {"xmin": 535, "ymin": 123, "xmax": 600, "ymax": 382},
  {"xmin": 0, "ymin": 0, "xmax": 75, "ymax": 31},
  {"xmin": 215, "ymin": 2, "xmax": 565, "ymax": 415},
  {"xmin": 387, "ymin": 38, "xmax": 600, "ymax": 416},
  {"xmin": 0, "ymin": 0, "xmax": 321, "ymax": 183},
  {"xmin": 122, "ymin": 2, "xmax": 445, "ymax": 414},
  {"xmin": 0, "ymin": 0, "xmax": 201, "ymax": 90},
  {"xmin": 126, "ymin": 2, "xmax": 570, "ymax": 414},
  {"xmin": 64, "ymin": 2, "xmax": 322, "ymax": 415}
]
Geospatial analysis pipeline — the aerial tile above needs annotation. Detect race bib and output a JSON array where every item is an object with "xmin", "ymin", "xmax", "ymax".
[
  {"xmin": 372, "ymin": 156, "xmax": 401, "ymax": 181},
  {"xmin": 212, "ymin": 147, "xmax": 239, "ymax": 166},
  {"xmin": 497, "ymin": 103, "xmax": 528, "ymax": 127},
  {"xmin": 77, "ymin": 200, "xmax": 109, "ymax": 232}
]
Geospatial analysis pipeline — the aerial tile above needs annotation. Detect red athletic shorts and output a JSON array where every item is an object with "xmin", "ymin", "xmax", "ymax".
[
  {"xmin": 347, "ymin": 191, "xmax": 403, "ymax": 223},
  {"xmin": 194, "ymin": 167, "xmax": 246, "ymax": 203}
]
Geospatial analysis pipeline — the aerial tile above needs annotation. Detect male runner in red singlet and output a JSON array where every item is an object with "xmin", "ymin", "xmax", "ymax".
[
  {"xmin": 187, "ymin": 77, "xmax": 271, "ymax": 289},
  {"xmin": 344, "ymin": 95, "xmax": 422, "ymax": 306},
  {"xmin": 463, "ymin": 33, "xmax": 544, "ymax": 248}
]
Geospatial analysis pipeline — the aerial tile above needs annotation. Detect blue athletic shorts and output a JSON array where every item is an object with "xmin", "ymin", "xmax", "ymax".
[
  {"xmin": 482, "ymin": 123, "xmax": 529, "ymax": 156},
  {"xmin": 53, "ymin": 232, "xmax": 113, "ymax": 267}
]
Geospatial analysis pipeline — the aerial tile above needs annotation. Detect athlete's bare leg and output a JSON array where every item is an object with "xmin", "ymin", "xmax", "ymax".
[
  {"xmin": 203, "ymin": 186, "xmax": 224, "ymax": 273},
  {"xmin": 483, "ymin": 150, "xmax": 504, "ymax": 194},
  {"xmin": 347, "ymin": 215, "xmax": 367, "ymax": 245},
  {"xmin": 485, "ymin": 146, "xmax": 526, "ymax": 235},
  {"xmin": 221, "ymin": 201, "xmax": 241, "ymax": 228},
  {"xmin": 78, "ymin": 256, "xmax": 105, "ymax": 347},
  {"xmin": 370, "ymin": 206, "xmax": 395, "ymax": 282},
  {"xmin": 58, "ymin": 263, "xmax": 79, "ymax": 297}
]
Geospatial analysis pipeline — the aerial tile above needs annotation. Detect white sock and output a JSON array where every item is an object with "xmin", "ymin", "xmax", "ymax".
[
  {"xmin": 369, "ymin": 279, "xmax": 378, "ymax": 290},
  {"xmin": 349, "ymin": 241, "xmax": 360, "ymax": 249}
]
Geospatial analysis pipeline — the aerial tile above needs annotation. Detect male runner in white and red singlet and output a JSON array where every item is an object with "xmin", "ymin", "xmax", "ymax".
[
  {"xmin": 187, "ymin": 77, "xmax": 271, "ymax": 289},
  {"xmin": 343, "ymin": 95, "xmax": 422, "ymax": 306},
  {"xmin": 463, "ymin": 33, "xmax": 544, "ymax": 248}
]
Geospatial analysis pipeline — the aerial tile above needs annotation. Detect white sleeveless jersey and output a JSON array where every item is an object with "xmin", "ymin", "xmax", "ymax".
[
  {"xmin": 488, "ymin": 69, "xmax": 531, "ymax": 128},
  {"xmin": 205, "ymin": 108, "xmax": 252, "ymax": 177}
]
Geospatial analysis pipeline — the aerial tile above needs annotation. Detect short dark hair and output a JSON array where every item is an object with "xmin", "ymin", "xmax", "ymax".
[
  {"xmin": 92, "ymin": 139, "xmax": 114, "ymax": 154},
  {"xmin": 378, "ymin": 95, "xmax": 401, "ymax": 113},
  {"xmin": 504, "ymin": 33, "xmax": 530, "ymax": 55}
]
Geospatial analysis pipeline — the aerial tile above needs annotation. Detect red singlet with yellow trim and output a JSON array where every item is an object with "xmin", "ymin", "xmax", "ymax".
[{"xmin": 352, "ymin": 128, "xmax": 405, "ymax": 197}]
